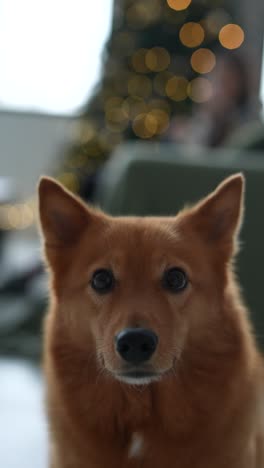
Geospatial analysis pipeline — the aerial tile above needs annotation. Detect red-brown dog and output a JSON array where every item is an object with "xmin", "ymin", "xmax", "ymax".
[{"xmin": 39, "ymin": 174, "xmax": 264, "ymax": 468}]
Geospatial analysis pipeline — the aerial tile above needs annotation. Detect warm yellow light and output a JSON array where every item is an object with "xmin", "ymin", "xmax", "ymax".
[
  {"xmin": 187, "ymin": 78, "xmax": 213, "ymax": 103},
  {"xmin": 144, "ymin": 114, "xmax": 159, "ymax": 135},
  {"xmin": 0, "ymin": 205, "xmax": 11, "ymax": 229},
  {"xmin": 105, "ymin": 108, "xmax": 128, "ymax": 129},
  {"xmin": 122, "ymin": 96, "xmax": 147, "ymax": 119},
  {"xmin": 179, "ymin": 22, "xmax": 205, "ymax": 48},
  {"xmin": 21, "ymin": 204, "xmax": 34, "ymax": 228},
  {"xmin": 148, "ymin": 109, "xmax": 170, "ymax": 134},
  {"xmin": 104, "ymin": 99, "xmax": 128, "ymax": 130},
  {"xmin": 145, "ymin": 47, "xmax": 170, "ymax": 72},
  {"xmin": 132, "ymin": 49, "xmax": 149, "ymax": 73},
  {"xmin": 78, "ymin": 121, "xmax": 96, "ymax": 144},
  {"xmin": 0, "ymin": 198, "xmax": 38, "ymax": 230},
  {"xmin": 132, "ymin": 113, "xmax": 158, "ymax": 139},
  {"xmin": 219, "ymin": 24, "xmax": 245, "ymax": 50},
  {"xmin": 128, "ymin": 75, "xmax": 152, "ymax": 98},
  {"xmin": 7, "ymin": 206, "xmax": 21, "ymax": 229},
  {"xmin": 27, "ymin": 196, "xmax": 38, "ymax": 222},
  {"xmin": 167, "ymin": 0, "xmax": 191, "ymax": 11},
  {"xmin": 105, "ymin": 108, "xmax": 127, "ymax": 124},
  {"xmin": 7, "ymin": 204, "xmax": 34, "ymax": 230},
  {"xmin": 191, "ymin": 49, "xmax": 216, "ymax": 74},
  {"xmin": 166, "ymin": 76, "xmax": 188, "ymax": 101}
]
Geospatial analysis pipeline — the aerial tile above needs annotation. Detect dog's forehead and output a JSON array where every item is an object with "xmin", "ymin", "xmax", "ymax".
[
  {"xmin": 85, "ymin": 215, "xmax": 206, "ymax": 276},
  {"xmin": 106, "ymin": 216, "xmax": 179, "ymax": 247},
  {"xmin": 92, "ymin": 216, "xmax": 184, "ymax": 268}
]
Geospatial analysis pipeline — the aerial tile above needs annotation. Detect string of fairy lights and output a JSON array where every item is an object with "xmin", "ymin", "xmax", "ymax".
[{"xmin": 0, "ymin": 0, "xmax": 245, "ymax": 231}]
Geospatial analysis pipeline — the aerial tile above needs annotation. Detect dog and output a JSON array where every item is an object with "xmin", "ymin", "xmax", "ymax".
[{"xmin": 38, "ymin": 173, "xmax": 264, "ymax": 468}]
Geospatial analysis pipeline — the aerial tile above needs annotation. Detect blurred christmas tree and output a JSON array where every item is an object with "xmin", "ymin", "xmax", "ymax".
[{"xmin": 57, "ymin": 0, "xmax": 245, "ymax": 197}]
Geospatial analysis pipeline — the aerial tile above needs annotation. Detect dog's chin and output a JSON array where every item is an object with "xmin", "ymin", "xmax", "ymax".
[{"xmin": 112, "ymin": 370, "xmax": 166, "ymax": 386}]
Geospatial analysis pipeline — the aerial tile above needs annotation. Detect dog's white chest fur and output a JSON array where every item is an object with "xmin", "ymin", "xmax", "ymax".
[{"xmin": 128, "ymin": 432, "xmax": 144, "ymax": 458}]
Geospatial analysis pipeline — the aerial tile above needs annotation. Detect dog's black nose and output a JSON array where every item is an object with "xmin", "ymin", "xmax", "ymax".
[{"xmin": 115, "ymin": 328, "xmax": 158, "ymax": 364}]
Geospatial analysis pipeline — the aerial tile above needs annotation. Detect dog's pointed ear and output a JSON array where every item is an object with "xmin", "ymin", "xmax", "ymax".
[
  {"xmin": 38, "ymin": 177, "xmax": 90, "ymax": 247},
  {"xmin": 181, "ymin": 173, "xmax": 245, "ymax": 253}
]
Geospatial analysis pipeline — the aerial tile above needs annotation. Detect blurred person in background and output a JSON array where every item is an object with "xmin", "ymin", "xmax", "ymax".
[{"xmin": 167, "ymin": 50, "xmax": 260, "ymax": 147}]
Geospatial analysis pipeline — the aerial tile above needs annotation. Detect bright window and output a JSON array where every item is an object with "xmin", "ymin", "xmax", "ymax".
[{"xmin": 0, "ymin": 0, "xmax": 113, "ymax": 115}]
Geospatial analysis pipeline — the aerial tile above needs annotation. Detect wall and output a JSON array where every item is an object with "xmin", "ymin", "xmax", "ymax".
[{"xmin": 0, "ymin": 110, "xmax": 80, "ymax": 200}]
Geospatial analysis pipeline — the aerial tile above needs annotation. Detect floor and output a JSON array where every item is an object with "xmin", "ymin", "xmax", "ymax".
[{"xmin": 0, "ymin": 358, "xmax": 48, "ymax": 468}]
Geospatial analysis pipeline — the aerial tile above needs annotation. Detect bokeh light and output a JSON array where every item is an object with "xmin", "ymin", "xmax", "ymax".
[
  {"xmin": 132, "ymin": 109, "xmax": 169, "ymax": 139},
  {"xmin": 145, "ymin": 47, "xmax": 171, "ymax": 72},
  {"xmin": 0, "ymin": 203, "xmax": 36, "ymax": 230},
  {"xmin": 132, "ymin": 49, "xmax": 149, "ymax": 73},
  {"xmin": 78, "ymin": 121, "xmax": 96, "ymax": 144},
  {"xmin": 219, "ymin": 24, "xmax": 245, "ymax": 50},
  {"xmin": 148, "ymin": 98, "xmax": 171, "ymax": 114},
  {"xmin": 179, "ymin": 22, "xmax": 205, "ymax": 48},
  {"xmin": 166, "ymin": 76, "xmax": 189, "ymax": 101},
  {"xmin": 7, "ymin": 204, "xmax": 34, "ymax": 230},
  {"xmin": 132, "ymin": 113, "xmax": 158, "ymax": 139},
  {"xmin": 122, "ymin": 96, "xmax": 148, "ymax": 119},
  {"xmin": 191, "ymin": 49, "xmax": 216, "ymax": 74},
  {"xmin": 105, "ymin": 105, "xmax": 129, "ymax": 132},
  {"xmin": 148, "ymin": 109, "xmax": 170, "ymax": 134},
  {"xmin": 0, "ymin": 205, "xmax": 13, "ymax": 230},
  {"xmin": 167, "ymin": 0, "xmax": 192, "ymax": 12},
  {"xmin": 105, "ymin": 99, "xmax": 122, "ymax": 122},
  {"xmin": 187, "ymin": 77, "xmax": 213, "ymax": 103}
]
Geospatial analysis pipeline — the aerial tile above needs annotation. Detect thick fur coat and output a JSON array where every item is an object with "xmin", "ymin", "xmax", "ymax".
[{"xmin": 38, "ymin": 174, "xmax": 264, "ymax": 468}]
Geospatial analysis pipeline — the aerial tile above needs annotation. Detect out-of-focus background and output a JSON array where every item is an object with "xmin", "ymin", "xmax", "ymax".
[{"xmin": 0, "ymin": 0, "xmax": 264, "ymax": 466}]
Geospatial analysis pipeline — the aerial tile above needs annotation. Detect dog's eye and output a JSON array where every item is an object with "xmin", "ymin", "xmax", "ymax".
[
  {"xmin": 91, "ymin": 269, "xmax": 115, "ymax": 294},
  {"xmin": 162, "ymin": 267, "xmax": 188, "ymax": 293}
]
